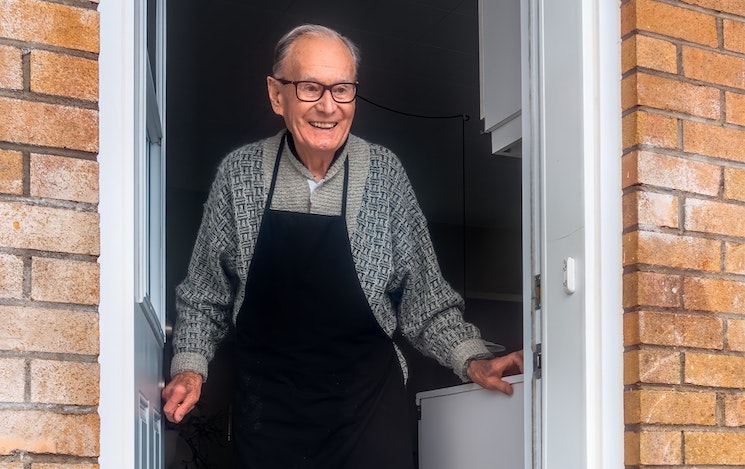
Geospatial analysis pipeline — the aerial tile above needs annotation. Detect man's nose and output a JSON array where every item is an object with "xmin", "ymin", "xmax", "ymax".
[{"xmin": 316, "ymin": 89, "xmax": 337, "ymax": 112}]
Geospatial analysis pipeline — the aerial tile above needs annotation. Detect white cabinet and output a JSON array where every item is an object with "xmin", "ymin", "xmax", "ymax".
[
  {"xmin": 416, "ymin": 375, "xmax": 524, "ymax": 469},
  {"xmin": 479, "ymin": 0, "xmax": 524, "ymax": 157}
]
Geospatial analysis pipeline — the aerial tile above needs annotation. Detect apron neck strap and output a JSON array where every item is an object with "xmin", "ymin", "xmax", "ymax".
[{"xmin": 266, "ymin": 132, "xmax": 286, "ymax": 206}]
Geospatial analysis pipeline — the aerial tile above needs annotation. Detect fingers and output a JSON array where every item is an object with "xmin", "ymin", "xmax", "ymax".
[
  {"xmin": 503, "ymin": 351, "xmax": 525, "ymax": 376},
  {"xmin": 162, "ymin": 372, "xmax": 203, "ymax": 423},
  {"xmin": 467, "ymin": 354, "xmax": 524, "ymax": 395}
]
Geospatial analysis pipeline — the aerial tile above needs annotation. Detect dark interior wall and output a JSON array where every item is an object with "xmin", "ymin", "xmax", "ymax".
[{"xmin": 164, "ymin": 1, "xmax": 522, "ymax": 466}]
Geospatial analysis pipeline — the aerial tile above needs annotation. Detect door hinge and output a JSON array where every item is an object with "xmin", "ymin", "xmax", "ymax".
[
  {"xmin": 533, "ymin": 343, "xmax": 542, "ymax": 379},
  {"xmin": 534, "ymin": 274, "xmax": 541, "ymax": 310}
]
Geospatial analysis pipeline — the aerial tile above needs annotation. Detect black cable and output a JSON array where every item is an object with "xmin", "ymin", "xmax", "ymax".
[
  {"xmin": 356, "ymin": 94, "xmax": 469, "ymax": 122},
  {"xmin": 357, "ymin": 93, "xmax": 469, "ymax": 299}
]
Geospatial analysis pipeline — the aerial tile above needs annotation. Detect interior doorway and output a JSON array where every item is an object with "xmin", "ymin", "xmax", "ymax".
[{"xmin": 164, "ymin": 1, "xmax": 523, "ymax": 466}]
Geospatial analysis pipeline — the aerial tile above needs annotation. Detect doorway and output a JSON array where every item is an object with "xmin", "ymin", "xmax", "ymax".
[{"xmin": 164, "ymin": 1, "xmax": 523, "ymax": 466}]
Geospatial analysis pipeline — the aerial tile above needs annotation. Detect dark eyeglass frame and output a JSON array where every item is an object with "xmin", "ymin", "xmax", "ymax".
[{"xmin": 274, "ymin": 78, "xmax": 359, "ymax": 103}]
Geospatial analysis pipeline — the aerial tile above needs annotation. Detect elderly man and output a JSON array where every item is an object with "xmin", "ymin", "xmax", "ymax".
[{"xmin": 162, "ymin": 24, "xmax": 523, "ymax": 469}]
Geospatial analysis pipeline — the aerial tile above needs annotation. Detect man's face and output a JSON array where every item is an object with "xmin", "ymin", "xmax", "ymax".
[{"xmin": 267, "ymin": 35, "xmax": 357, "ymax": 159}]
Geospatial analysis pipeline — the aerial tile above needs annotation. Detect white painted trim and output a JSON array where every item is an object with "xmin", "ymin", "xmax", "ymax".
[
  {"xmin": 99, "ymin": 0, "xmax": 136, "ymax": 467},
  {"xmin": 526, "ymin": 0, "xmax": 624, "ymax": 469},
  {"xmin": 582, "ymin": 0, "xmax": 623, "ymax": 467},
  {"xmin": 595, "ymin": 0, "xmax": 624, "ymax": 466}
]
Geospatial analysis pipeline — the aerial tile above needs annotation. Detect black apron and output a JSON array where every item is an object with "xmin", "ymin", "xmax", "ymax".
[{"xmin": 233, "ymin": 134, "xmax": 413, "ymax": 469}]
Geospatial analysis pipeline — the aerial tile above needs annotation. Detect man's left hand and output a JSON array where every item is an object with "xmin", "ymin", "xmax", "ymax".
[{"xmin": 466, "ymin": 350, "xmax": 524, "ymax": 395}]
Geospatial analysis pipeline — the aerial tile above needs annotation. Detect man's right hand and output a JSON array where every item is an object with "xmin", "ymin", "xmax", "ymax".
[{"xmin": 162, "ymin": 371, "xmax": 203, "ymax": 423}]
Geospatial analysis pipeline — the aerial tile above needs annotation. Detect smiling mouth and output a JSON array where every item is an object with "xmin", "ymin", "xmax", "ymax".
[{"xmin": 310, "ymin": 121, "xmax": 337, "ymax": 129}]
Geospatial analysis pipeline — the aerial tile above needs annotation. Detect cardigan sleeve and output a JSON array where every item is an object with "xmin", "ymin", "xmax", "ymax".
[
  {"xmin": 169, "ymin": 158, "xmax": 242, "ymax": 381},
  {"xmin": 384, "ymin": 156, "xmax": 492, "ymax": 381}
]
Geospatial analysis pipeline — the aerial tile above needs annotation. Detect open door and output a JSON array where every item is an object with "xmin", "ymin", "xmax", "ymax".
[
  {"xmin": 98, "ymin": 0, "xmax": 167, "ymax": 467},
  {"xmin": 133, "ymin": 0, "xmax": 167, "ymax": 467}
]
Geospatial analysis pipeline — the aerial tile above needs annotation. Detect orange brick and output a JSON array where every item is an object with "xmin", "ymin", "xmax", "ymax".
[
  {"xmin": 635, "ymin": 73, "xmax": 721, "ymax": 119},
  {"xmin": 626, "ymin": 389, "xmax": 716, "ymax": 425},
  {"xmin": 32, "ymin": 465, "xmax": 98, "ymax": 469},
  {"xmin": 30, "ymin": 51, "xmax": 98, "ymax": 102},
  {"xmin": 0, "ymin": 149, "xmax": 23, "ymax": 195},
  {"xmin": 727, "ymin": 318, "xmax": 745, "ymax": 352},
  {"xmin": 624, "ymin": 348, "xmax": 681, "ymax": 384},
  {"xmin": 31, "ymin": 257, "xmax": 99, "ymax": 305},
  {"xmin": 624, "ymin": 271, "xmax": 682, "ymax": 309},
  {"xmin": 30, "ymin": 154, "xmax": 98, "ymax": 204},
  {"xmin": 0, "ymin": 44, "xmax": 22, "ymax": 90},
  {"xmin": 622, "ymin": 73, "xmax": 638, "ymax": 112},
  {"xmin": 624, "ymin": 311, "xmax": 641, "ymax": 346},
  {"xmin": 725, "ymin": 394, "xmax": 745, "ymax": 426},
  {"xmin": 621, "ymin": 0, "xmax": 636, "ymax": 37},
  {"xmin": 622, "ymin": 150, "xmax": 719, "ymax": 195},
  {"xmin": 625, "ymin": 191, "xmax": 679, "ymax": 228},
  {"xmin": 724, "ymin": 19, "xmax": 745, "ymax": 54},
  {"xmin": 685, "ymin": 432, "xmax": 745, "ymax": 465},
  {"xmin": 0, "ymin": 358, "xmax": 25, "ymax": 402},
  {"xmin": 0, "ymin": 0, "xmax": 99, "ymax": 53},
  {"xmin": 622, "ymin": 35, "xmax": 678, "ymax": 74},
  {"xmin": 625, "ymin": 430, "xmax": 682, "ymax": 466},
  {"xmin": 0, "ymin": 97, "xmax": 98, "ymax": 153},
  {"xmin": 621, "ymin": 36, "xmax": 635, "ymax": 74},
  {"xmin": 684, "ymin": 276, "xmax": 745, "ymax": 314},
  {"xmin": 624, "ymin": 231, "xmax": 720, "ymax": 271},
  {"xmin": 30, "ymin": 360, "xmax": 98, "ymax": 406},
  {"xmin": 631, "ymin": 310, "xmax": 723, "ymax": 349},
  {"xmin": 624, "ymin": 310, "xmax": 642, "ymax": 345},
  {"xmin": 0, "ymin": 202, "xmax": 99, "ymax": 255},
  {"xmin": 685, "ymin": 352, "xmax": 745, "ymax": 388},
  {"xmin": 629, "ymin": 0, "xmax": 718, "ymax": 47},
  {"xmin": 683, "ymin": 46, "xmax": 745, "ymax": 90},
  {"xmin": 685, "ymin": 198, "xmax": 745, "ymax": 238},
  {"xmin": 725, "ymin": 167, "xmax": 745, "ymax": 202},
  {"xmin": 0, "ymin": 305, "xmax": 98, "ymax": 355},
  {"xmin": 0, "ymin": 410, "xmax": 98, "ymax": 456},
  {"xmin": 622, "ymin": 111, "xmax": 678, "ymax": 150},
  {"xmin": 682, "ymin": 0, "xmax": 745, "ymax": 17},
  {"xmin": 725, "ymin": 242, "xmax": 745, "ymax": 276},
  {"xmin": 0, "ymin": 253, "xmax": 23, "ymax": 299},
  {"xmin": 725, "ymin": 91, "xmax": 745, "ymax": 126},
  {"xmin": 684, "ymin": 120, "xmax": 745, "ymax": 163},
  {"xmin": 623, "ymin": 191, "xmax": 679, "ymax": 229}
]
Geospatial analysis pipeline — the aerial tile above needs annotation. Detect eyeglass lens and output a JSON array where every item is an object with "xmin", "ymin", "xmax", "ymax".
[{"xmin": 295, "ymin": 81, "xmax": 356, "ymax": 103}]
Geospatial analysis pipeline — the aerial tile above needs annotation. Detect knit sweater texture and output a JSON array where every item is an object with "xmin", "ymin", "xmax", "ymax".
[{"xmin": 170, "ymin": 131, "xmax": 491, "ymax": 382}]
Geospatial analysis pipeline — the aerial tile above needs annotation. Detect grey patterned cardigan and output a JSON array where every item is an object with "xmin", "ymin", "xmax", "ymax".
[{"xmin": 170, "ymin": 131, "xmax": 491, "ymax": 383}]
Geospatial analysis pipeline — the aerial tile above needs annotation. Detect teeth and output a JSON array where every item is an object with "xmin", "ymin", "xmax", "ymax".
[{"xmin": 310, "ymin": 122, "xmax": 337, "ymax": 129}]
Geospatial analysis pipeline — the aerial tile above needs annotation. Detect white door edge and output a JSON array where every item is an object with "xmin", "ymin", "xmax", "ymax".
[
  {"xmin": 583, "ymin": 0, "xmax": 624, "ymax": 467},
  {"xmin": 99, "ymin": 0, "xmax": 137, "ymax": 467}
]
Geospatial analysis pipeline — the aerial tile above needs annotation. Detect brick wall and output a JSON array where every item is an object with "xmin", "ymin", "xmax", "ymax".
[
  {"xmin": 622, "ymin": 0, "xmax": 745, "ymax": 466},
  {"xmin": 0, "ymin": 0, "xmax": 101, "ymax": 468}
]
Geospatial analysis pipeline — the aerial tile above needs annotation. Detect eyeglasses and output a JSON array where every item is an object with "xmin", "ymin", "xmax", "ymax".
[{"xmin": 274, "ymin": 78, "xmax": 358, "ymax": 103}]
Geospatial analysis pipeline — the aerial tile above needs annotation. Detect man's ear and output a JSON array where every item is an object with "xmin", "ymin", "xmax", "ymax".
[{"xmin": 266, "ymin": 76, "xmax": 284, "ymax": 116}]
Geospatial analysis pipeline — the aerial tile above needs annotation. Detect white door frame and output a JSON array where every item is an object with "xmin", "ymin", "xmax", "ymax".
[
  {"xmin": 98, "ymin": 0, "xmax": 623, "ymax": 467},
  {"xmin": 99, "ymin": 0, "xmax": 137, "ymax": 467},
  {"xmin": 525, "ymin": 0, "xmax": 623, "ymax": 467}
]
